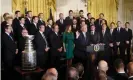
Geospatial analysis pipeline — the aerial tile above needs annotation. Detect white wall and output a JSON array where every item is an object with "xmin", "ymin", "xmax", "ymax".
[
  {"xmin": 1, "ymin": 0, "xmax": 12, "ymax": 21},
  {"xmin": 55, "ymin": 0, "xmax": 87, "ymax": 20}
]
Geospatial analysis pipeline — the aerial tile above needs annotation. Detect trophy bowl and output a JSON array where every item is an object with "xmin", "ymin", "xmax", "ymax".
[{"xmin": 22, "ymin": 35, "xmax": 37, "ymax": 71}]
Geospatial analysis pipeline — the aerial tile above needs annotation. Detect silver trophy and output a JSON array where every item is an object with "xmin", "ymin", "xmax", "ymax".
[{"xmin": 22, "ymin": 35, "xmax": 36, "ymax": 70}]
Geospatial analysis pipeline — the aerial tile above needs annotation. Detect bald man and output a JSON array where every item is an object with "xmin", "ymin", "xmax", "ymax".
[
  {"xmin": 127, "ymin": 62, "xmax": 133, "ymax": 80},
  {"xmin": 98, "ymin": 60, "xmax": 114, "ymax": 80},
  {"xmin": 46, "ymin": 68, "xmax": 58, "ymax": 78}
]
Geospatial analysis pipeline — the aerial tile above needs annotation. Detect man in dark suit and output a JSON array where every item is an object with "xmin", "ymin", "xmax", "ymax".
[
  {"xmin": 56, "ymin": 13, "xmax": 66, "ymax": 35},
  {"xmin": 65, "ymin": 10, "xmax": 74, "ymax": 26},
  {"xmin": 90, "ymin": 25, "xmax": 100, "ymax": 44},
  {"xmin": 49, "ymin": 25, "xmax": 63, "ymax": 68},
  {"xmin": 109, "ymin": 22, "xmax": 116, "ymax": 63},
  {"xmin": 29, "ymin": 16, "xmax": 39, "ymax": 35},
  {"xmin": 124, "ymin": 22, "xmax": 132, "ymax": 63},
  {"xmin": 99, "ymin": 23, "xmax": 111, "ymax": 63},
  {"xmin": 34, "ymin": 24, "xmax": 50, "ymax": 69},
  {"xmin": 12, "ymin": 10, "xmax": 21, "ymax": 38},
  {"xmin": 38, "ymin": 13, "xmax": 46, "ymax": 26},
  {"xmin": 2, "ymin": 25, "xmax": 18, "ymax": 70},
  {"xmin": 95, "ymin": 13, "xmax": 107, "ymax": 32},
  {"xmin": 25, "ymin": 11, "xmax": 32, "ymax": 31},
  {"xmin": 45, "ymin": 19, "xmax": 53, "ymax": 38},
  {"xmin": 113, "ymin": 21, "xmax": 126, "ymax": 61},
  {"xmin": 127, "ymin": 62, "xmax": 133, "ymax": 80},
  {"xmin": 77, "ymin": 10, "xmax": 85, "ymax": 26},
  {"xmin": 16, "ymin": 17, "xmax": 27, "ymax": 41},
  {"xmin": 74, "ymin": 24, "xmax": 91, "ymax": 80},
  {"xmin": 86, "ymin": 13, "xmax": 92, "ymax": 27},
  {"xmin": 17, "ymin": 29, "xmax": 28, "ymax": 66},
  {"xmin": 72, "ymin": 18, "xmax": 79, "ymax": 33},
  {"xmin": 114, "ymin": 59, "xmax": 128, "ymax": 80}
]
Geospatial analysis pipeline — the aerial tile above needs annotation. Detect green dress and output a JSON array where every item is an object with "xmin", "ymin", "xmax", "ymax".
[{"xmin": 63, "ymin": 32, "xmax": 74, "ymax": 59}]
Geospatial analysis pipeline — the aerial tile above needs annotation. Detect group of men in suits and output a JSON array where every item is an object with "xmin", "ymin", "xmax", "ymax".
[{"xmin": 1, "ymin": 9, "xmax": 133, "ymax": 80}]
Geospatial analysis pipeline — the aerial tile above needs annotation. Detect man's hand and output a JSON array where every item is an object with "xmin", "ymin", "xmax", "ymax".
[
  {"xmin": 109, "ymin": 43, "xmax": 113, "ymax": 47},
  {"xmin": 116, "ymin": 42, "xmax": 120, "ymax": 46},
  {"xmin": 45, "ymin": 47, "xmax": 50, "ymax": 52},
  {"xmin": 58, "ymin": 47, "xmax": 62, "ymax": 52},
  {"xmin": 16, "ymin": 49, "xmax": 18, "ymax": 54},
  {"xmin": 76, "ymin": 31, "xmax": 80, "ymax": 39},
  {"xmin": 126, "ymin": 41, "xmax": 129, "ymax": 44}
]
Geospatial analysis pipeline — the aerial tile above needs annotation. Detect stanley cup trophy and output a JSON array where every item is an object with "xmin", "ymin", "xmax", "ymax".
[{"xmin": 22, "ymin": 35, "xmax": 37, "ymax": 71}]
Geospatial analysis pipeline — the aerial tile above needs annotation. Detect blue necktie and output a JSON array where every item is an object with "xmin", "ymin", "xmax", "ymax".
[{"xmin": 9, "ymin": 35, "xmax": 13, "ymax": 41}]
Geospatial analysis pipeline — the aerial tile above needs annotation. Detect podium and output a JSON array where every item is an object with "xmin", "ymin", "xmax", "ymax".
[{"xmin": 86, "ymin": 44, "xmax": 104, "ymax": 52}]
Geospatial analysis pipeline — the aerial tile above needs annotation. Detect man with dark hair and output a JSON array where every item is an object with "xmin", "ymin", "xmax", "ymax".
[
  {"xmin": 68, "ymin": 67, "xmax": 79, "ymax": 80},
  {"xmin": 49, "ymin": 24, "xmax": 63, "ymax": 68},
  {"xmin": 12, "ymin": 11, "xmax": 21, "ymax": 38},
  {"xmin": 127, "ymin": 62, "xmax": 133, "ymax": 80},
  {"xmin": 95, "ymin": 13, "xmax": 107, "ymax": 32},
  {"xmin": 65, "ymin": 10, "xmax": 74, "ymax": 25},
  {"xmin": 25, "ymin": 11, "xmax": 32, "ymax": 29},
  {"xmin": 2, "ymin": 25, "xmax": 18, "ymax": 70},
  {"xmin": 45, "ymin": 19, "xmax": 53, "ymax": 37},
  {"xmin": 72, "ymin": 18, "xmax": 79, "ymax": 33},
  {"xmin": 124, "ymin": 22, "xmax": 132, "ymax": 63},
  {"xmin": 113, "ymin": 21, "xmax": 126, "ymax": 61},
  {"xmin": 1, "ymin": 13, "xmax": 10, "ymax": 30},
  {"xmin": 38, "ymin": 13, "xmax": 46, "ymax": 26},
  {"xmin": 34, "ymin": 24, "xmax": 49, "ymax": 68},
  {"xmin": 77, "ymin": 10, "xmax": 85, "ymax": 26},
  {"xmin": 114, "ymin": 59, "xmax": 128, "ymax": 80},
  {"xmin": 86, "ymin": 13, "xmax": 92, "ymax": 29},
  {"xmin": 28, "ymin": 16, "xmax": 39, "ymax": 35},
  {"xmin": 56, "ymin": 13, "xmax": 66, "ymax": 35}
]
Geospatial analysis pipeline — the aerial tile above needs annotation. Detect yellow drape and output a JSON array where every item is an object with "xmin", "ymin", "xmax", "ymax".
[
  {"xmin": 87, "ymin": 0, "xmax": 118, "ymax": 25},
  {"xmin": 12, "ymin": 0, "xmax": 56, "ymax": 22}
]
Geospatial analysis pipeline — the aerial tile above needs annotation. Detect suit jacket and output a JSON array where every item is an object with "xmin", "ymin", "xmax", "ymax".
[
  {"xmin": 17, "ymin": 36, "xmax": 26, "ymax": 54},
  {"xmin": 56, "ymin": 19, "xmax": 66, "ymax": 34},
  {"xmin": 2, "ymin": 33, "xmax": 17, "ymax": 58},
  {"xmin": 16, "ymin": 24, "xmax": 27, "ymax": 40},
  {"xmin": 77, "ymin": 16, "xmax": 86, "ymax": 26},
  {"xmin": 100, "ymin": 29, "xmax": 111, "ymax": 46},
  {"xmin": 45, "ymin": 25, "xmax": 52, "ymax": 37},
  {"xmin": 1, "ymin": 21, "xmax": 7, "ymax": 34},
  {"xmin": 74, "ymin": 31, "xmax": 90, "ymax": 59},
  {"xmin": 28, "ymin": 23, "xmax": 39, "ymax": 35},
  {"xmin": 114, "ymin": 73, "xmax": 128, "ymax": 80},
  {"xmin": 49, "ymin": 31, "xmax": 63, "ymax": 55},
  {"xmin": 113, "ymin": 27, "xmax": 126, "ymax": 45},
  {"xmin": 90, "ymin": 31, "xmax": 100, "ymax": 44},
  {"xmin": 25, "ymin": 17, "xmax": 32, "ymax": 31},
  {"xmin": 34, "ymin": 32, "xmax": 48, "ymax": 53},
  {"xmin": 109, "ymin": 29, "xmax": 115, "ymax": 43},
  {"xmin": 38, "ymin": 19, "xmax": 46, "ymax": 26},
  {"xmin": 65, "ymin": 16, "xmax": 73, "ymax": 26},
  {"xmin": 124, "ymin": 28, "xmax": 132, "ymax": 44},
  {"xmin": 95, "ymin": 19, "xmax": 107, "ymax": 32},
  {"xmin": 72, "ymin": 24, "xmax": 80, "ymax": 33}
]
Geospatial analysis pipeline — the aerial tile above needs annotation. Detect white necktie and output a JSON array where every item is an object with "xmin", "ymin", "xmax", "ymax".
[{"xmin": 41, "ymin": 33, "xmax": 48, "ymax": 48}]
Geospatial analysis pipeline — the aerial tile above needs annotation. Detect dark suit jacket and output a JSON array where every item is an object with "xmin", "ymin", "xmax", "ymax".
[
  {"xmin": 45, "ymin": 25, "xmax": 52, "ymax": 37},
  {"xmin": 25, "ymin": 17, "xmax": 32, "ymax": 31},
  {"xmin": 95, "ymin": 19, "xmax": 107, "ymax": 32},
  {"xmin": 114, "ymin": 73, "xmax": 128, "ymax": 80},
  {"xmin": 2, "ymin": 33, "xmax": 17, "ymax": 61},
  {"xmin": 28, "ymin": 23, "xmax": 39, "ymax": 35},
  {"xmin": 100, "ymin": 29, "xmax": 111, "ymax": 46},
  {"xmin": 74, "ymin": 31, "xmax": 90, "ymax": 59},
  {"xmin": 1, "ymin": 21, "xmax": 7, "ymax": 34},
  {"xmin": 125, "ymin": 28, "xmax": 132, "ymax": 44},
  {"xmin": 17, "ymin": 36, "xmax": 26, "ymax": 54},
  {"xmin": 49, "ymin": 31, "xmax": 63, "ymax": 55},
  {"xmin": 65, "ymin": 16, "xmax": 73, "ymax": 26},
  {"xmin": 72, "ymin": 24, "xmax": 80, "ymax": 33},
  {"xmin": 38, "ymin": 19, "xmax": 46, "ymax": 26},
  {"xmin": 56, "ymin": 19, "xmax": 66, "ymax": 34},
  {"xmin": 90, "ymin": 31, "xmax": 100, "ymax": 44},
  {"xmin": 12, "ymin": 18, "xmax": 20, "ymax": 31},
  {"xmin": 113, "ymin": 27, "xmax": 126, "ymax": 46},
  {"xmin": 34, "ymin": 32, "xmax": 48, "ymax": 53}
]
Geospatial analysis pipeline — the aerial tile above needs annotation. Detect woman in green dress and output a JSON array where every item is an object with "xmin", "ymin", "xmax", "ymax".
[{"xmin": 63, "ymin": 25, "xmax": 74, "ymax": 67}]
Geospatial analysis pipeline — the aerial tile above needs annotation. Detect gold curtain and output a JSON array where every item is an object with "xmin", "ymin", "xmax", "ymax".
[
  {"xmin": 12, "ymin": 0, "xmax": 56, "ymax": 22},
  {"xmin": 87, "ymin": 0, "xmax": 118, "ymax": 25}
]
